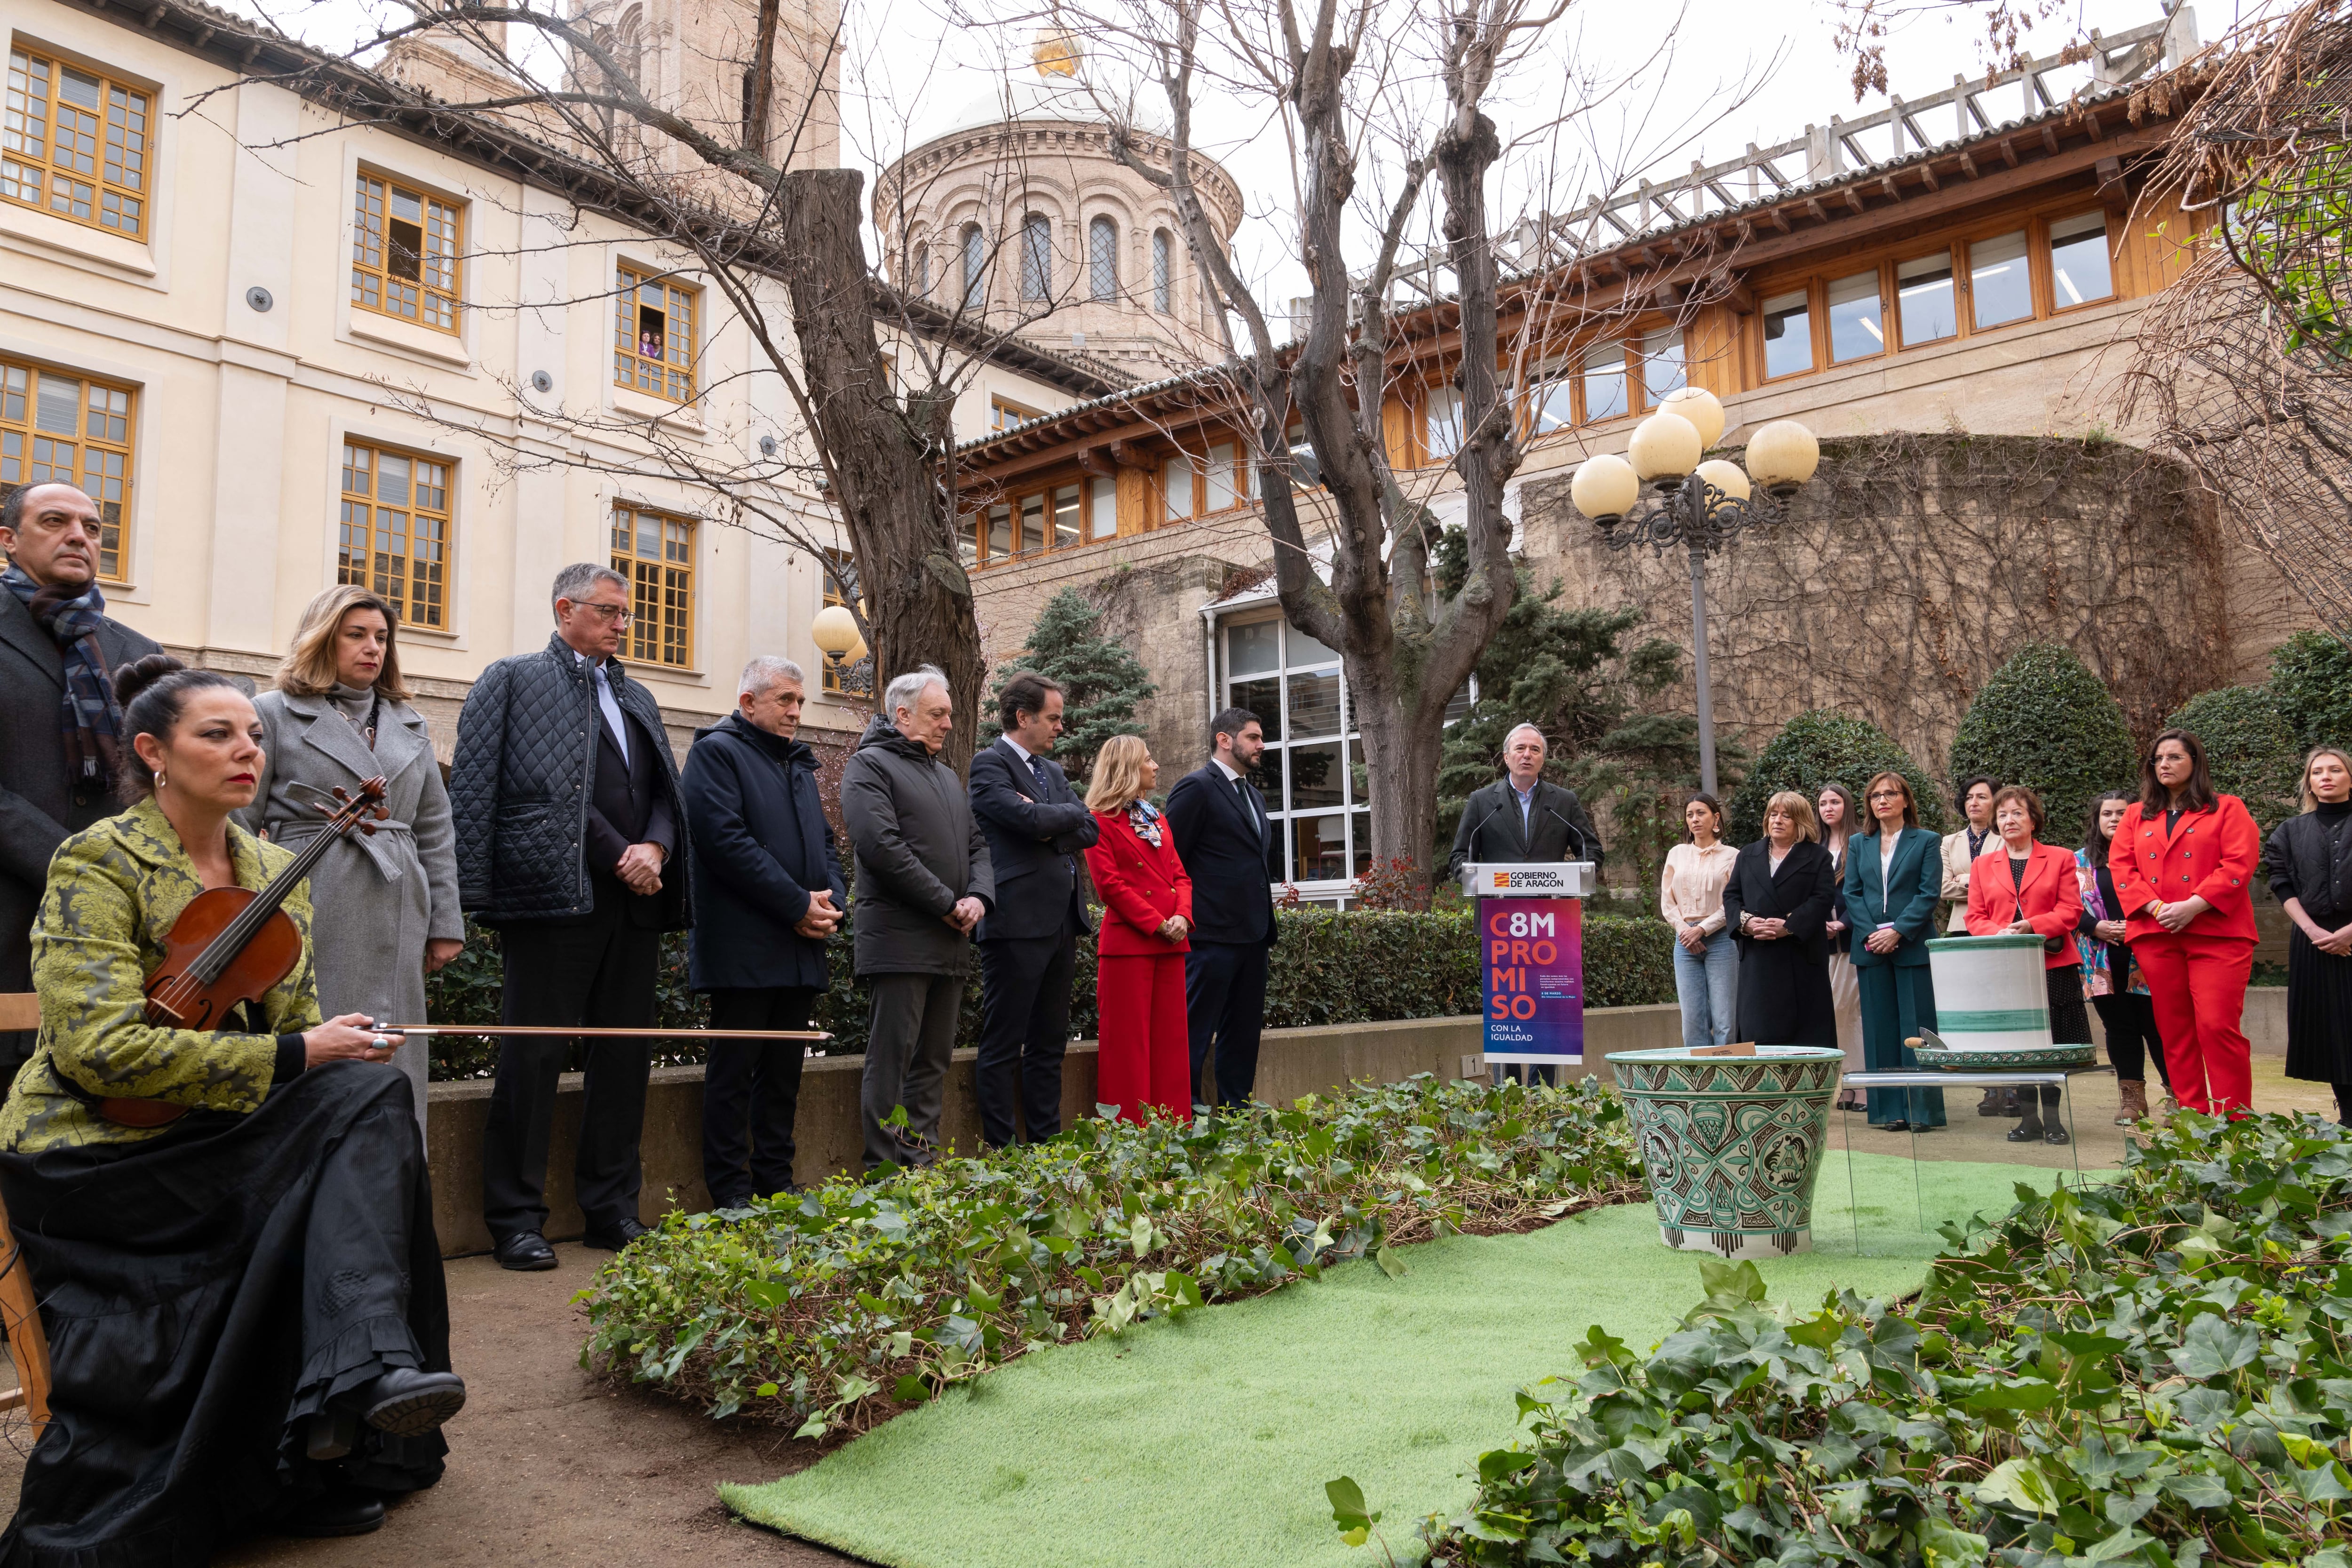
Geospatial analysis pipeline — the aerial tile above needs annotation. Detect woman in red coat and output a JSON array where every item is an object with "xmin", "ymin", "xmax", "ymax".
[
  {"xmin": 1082, "ymin": 735, "xmax": 1194, "ymax": 1122},
  {"xmin": 2108, "ymin": 728, "xmax": 2262, "ymax": 1116},
  {"xmin": 1965, "ymin": 785, "xmax": 2095, "ymax": 1145}
]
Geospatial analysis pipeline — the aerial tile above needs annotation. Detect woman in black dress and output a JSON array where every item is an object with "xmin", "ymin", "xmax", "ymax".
[
  {"xmin": 1720, "ymin": 790, "xmax": 1840, "ymax": 1050},
  {"xmin": 2267, "ymin": 746, "xmax": 2352, "ymax": 1124}
]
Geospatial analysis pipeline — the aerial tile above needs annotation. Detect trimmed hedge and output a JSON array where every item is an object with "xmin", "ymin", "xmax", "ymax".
[
  {"xmin": 1947, "ymin": 643, "xmax": 2139, "ymax": 846},
  {"xmin": 2169, "ymin": 684, "xmax": 2303, "ymax": 831},
  {"xmin": 421, "ymin": 908, "xmax": 1680, "ymax": 1078},
  {"xmin": 1729, "ymin": 710, "xmax": 1949, "ymax": 843},
  {"xmin": 2268, "ymin": 629, "xmax": 2352, "ymax": 754}
]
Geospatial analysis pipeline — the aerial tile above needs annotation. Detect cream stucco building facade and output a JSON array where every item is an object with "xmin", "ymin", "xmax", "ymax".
[{"xmin": 1, "ymin": 0, "xmax": 1122, "ymax": 757}]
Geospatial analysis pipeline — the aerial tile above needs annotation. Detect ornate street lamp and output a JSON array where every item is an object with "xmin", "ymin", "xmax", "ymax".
[
  {"xmin": 810, "ymin": 603, "xmax": 868, "ymax": 683},
  {"xmin": 1568, "ymin": 388, "xmax": 1820, "ymax": 796}
]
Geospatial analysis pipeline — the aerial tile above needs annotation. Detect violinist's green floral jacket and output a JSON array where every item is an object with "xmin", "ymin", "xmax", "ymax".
[{"xmin": 3, "ymin": 797, "xmax": 321, "ymax": 1154}]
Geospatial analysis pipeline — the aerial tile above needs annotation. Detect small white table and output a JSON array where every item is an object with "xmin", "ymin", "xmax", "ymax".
[{"xmin": 1835, "ymin": 1067, "xmax": 2114, "ymax": 1250}]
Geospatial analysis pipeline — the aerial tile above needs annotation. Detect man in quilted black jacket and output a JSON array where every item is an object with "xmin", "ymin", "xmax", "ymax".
[{"xmin": 450, "ymin": 563, "xmax": 690, "ymax": 1271}]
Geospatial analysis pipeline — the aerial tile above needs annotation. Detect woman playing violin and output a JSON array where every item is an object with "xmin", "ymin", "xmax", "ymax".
[{"xmin": 0, "ymin": 655, "xmax": 462, "ymax": 1561}]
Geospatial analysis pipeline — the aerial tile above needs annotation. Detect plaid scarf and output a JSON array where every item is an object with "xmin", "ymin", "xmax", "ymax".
[{"xmin": 3, "ymin": 563, "xmax": 125, "ymax": 792}]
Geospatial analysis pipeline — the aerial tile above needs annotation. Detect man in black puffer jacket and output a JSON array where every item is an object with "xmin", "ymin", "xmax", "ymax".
[
  {"xmin": 449, "ymin": 563, "xmax": 690, "ymax": 1271},
  {"xmin": 841, "ymin": 664, "xmax": 993, "ymax": 1170}
]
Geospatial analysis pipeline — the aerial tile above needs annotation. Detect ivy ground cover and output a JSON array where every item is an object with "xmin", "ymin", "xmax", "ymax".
[
  {"xmin": 581, "ymin": 1075, "xmax": 1650, "ymax": 1438},
  {"xmin": 1410, "ymin": 1111, "xmax": 2352, "ymax": 1568},
  {"xmin": 712, "ymin": 1150, "xmax": 2021, "ymax": 1568}
]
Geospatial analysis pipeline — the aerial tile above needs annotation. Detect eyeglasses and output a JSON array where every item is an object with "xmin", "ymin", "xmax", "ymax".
[
  {"xmin": 576, "ymin": 601, "xmax": 635, "ymax": 626},
  {"xmin": 1867, "ymin": 789, "xmax": 1903, "ymax": 801}
]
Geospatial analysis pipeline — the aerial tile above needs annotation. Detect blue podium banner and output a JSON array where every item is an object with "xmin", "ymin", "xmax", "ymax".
[{"xmin": 1480, "ymin": 896, "xmax": 1584, "ymax": 1065}]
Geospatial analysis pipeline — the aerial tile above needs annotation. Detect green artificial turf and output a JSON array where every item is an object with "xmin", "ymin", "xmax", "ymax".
[{"xmin": 722, "ymin": 1151, "xmax": 2074, "ymax": 1568}]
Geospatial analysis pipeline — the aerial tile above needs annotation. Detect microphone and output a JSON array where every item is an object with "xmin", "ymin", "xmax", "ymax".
[{"xmin": 1543, "ymin": 803, "xmax": 1592, "ymax": 864}]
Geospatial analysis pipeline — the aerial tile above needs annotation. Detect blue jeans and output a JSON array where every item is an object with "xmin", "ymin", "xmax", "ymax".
[{"xmin": 1673, "ymin": 929, "xmax": 1739, "ymax": 1049}]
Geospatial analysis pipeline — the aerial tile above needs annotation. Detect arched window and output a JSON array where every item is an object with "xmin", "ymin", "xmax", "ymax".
[
  {"xmin": 1152, "ymin": 229, "xmax": 1172, "ymax": 313},
  {"xmin": 612, "ymin": 6, "xmax": 643, "ymax": 88},
  {"xmin": 961, "ymin": 224, "xmax": 985, "ymax": 311},
  {"xmin": 1020, "ymin": 213, "xmax": 1052, "ymax": 302},
  {"xmin": 911, "ymin": 242, "xmax": 930, "ymax": 298},
  {"xmin": 1088, "ymin": 216, "xmax": 1118, "ymax": 302}
]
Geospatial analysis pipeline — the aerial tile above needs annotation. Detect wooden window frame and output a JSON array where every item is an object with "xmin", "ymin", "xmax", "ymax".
[
  {"xmin": 351, "ymin": 169, "xmax": 464, "ymax": 334},
  {"xmin": 2, "ymin": 46, "xmax": 153, "ymax": 241},
  {"xmin": 1745, "ymin": 196, "xmax": 2123, "ymax": 387},
  {"xmin": 610, "ymin": 503, "xmax": 695, "ymax": 669},
  {"xmin": 1505, "ymin": 320, "xmax": 1686, "ymax": 446},
  {"xmin": 613, "ymin": 263, "xmax": 699, "ymax": 402},
  {"xmin": 961, "ymin": 471, "xmax": 1129, "ymax": 570},
  {"xmin": 0, "ymin": 357, "xmax": 136, "ymax": 582},
  {"xmin": 989, "ymin": 395, "xmax": 1044, "ymax": 433},
  {"xmin": 337, "ymin": 439, "xmax": 452, "ymax": 630}
]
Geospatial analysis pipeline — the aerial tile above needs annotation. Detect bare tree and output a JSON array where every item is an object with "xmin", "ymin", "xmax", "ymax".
[
  {"xmin": 204, "ymin": 0, "xmax": 1128, "ymax": 765},
  {"xmin": 2117, "ymin": 0, "xmax": 2352, "ymax": 643},
  {"xmin": 1025, "ymin": 0, "xmax": 1748, "ymax": 890}
]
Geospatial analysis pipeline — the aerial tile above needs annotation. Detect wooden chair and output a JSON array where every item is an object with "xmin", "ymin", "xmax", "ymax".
[{"xmin": 0, "ymin": 993, "xmax": 50, "ymax": 1426}]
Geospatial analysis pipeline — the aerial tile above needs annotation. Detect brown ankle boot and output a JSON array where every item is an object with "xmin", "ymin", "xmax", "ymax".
[{"xmin": 2115, "ymin": 1080, "xmax": 2149, "ymax": 1124}]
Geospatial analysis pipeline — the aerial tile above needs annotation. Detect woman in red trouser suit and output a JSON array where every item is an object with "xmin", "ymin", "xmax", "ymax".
[
  {"xmin": 1082, "ymin": 735, "xmax": 1195, "ymax": 1122},
  {"xmin": 2109, "ymin": 728, "xmax": 2263, "ymax": 1116}
]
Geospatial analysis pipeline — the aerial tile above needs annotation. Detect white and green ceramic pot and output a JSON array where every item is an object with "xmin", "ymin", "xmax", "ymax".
[
  {"xmin": 1604, "ymin": 1046, "xmax": 1843, "ymax": 1259},
  {"xmin": 1924, "ymin": 933, "xmax": 2054, "ymax": 1052}
]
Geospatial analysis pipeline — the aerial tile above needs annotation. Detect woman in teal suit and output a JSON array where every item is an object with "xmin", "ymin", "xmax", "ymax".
[{"xmin": 1844, "ymin": 771, "xmax": 1947, "ymax": 1130}]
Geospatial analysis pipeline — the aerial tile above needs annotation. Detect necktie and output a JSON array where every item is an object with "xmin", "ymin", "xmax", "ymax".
[{"xmin": 592, "ymin": 662, "xmax": 628, "ymax": 767}]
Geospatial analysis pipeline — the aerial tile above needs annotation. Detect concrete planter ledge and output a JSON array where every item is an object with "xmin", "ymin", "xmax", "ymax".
[{"xmin": 420, "ymin": 989, "xmax": 2292, "ymax": 1257}]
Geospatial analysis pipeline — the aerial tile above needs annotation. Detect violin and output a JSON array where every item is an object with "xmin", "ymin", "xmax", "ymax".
[{"xmin": 109, "ymin": 778, "xmax": 391, "ymax": 1130}]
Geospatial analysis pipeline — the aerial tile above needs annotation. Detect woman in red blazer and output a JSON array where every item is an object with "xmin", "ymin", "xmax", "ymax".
[
  {"xmin": 1082, "ymin": 735, "xmax": 1195, "ymax": 1123},
  {"xmin": 2107, "ymin": 729, "xmax": 2262, "ymax": 1116},
  {"xmin": 1965, "ymin": 785, "xmax": 2095, "ymax": 1144}
]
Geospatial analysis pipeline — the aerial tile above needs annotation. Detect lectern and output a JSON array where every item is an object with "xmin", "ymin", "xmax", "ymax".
[{"xmin": 1456, "ymin": 860, "xmax": 1596, "ymax": 1069}]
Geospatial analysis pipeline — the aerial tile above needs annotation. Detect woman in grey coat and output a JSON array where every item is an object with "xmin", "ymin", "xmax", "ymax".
[{"xmin": 240, "ymin": 585, "xmax": 463, "ymax": 1135}]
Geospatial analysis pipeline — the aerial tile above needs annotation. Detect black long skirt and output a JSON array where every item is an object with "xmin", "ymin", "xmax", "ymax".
[
  {"xmin": 0, "ymin": 1061, "xmax": 451, "ymax": 1567},
  {"xmin": 2284, "ymin": 926, "xmax": 2352, "ymax": 1083}
]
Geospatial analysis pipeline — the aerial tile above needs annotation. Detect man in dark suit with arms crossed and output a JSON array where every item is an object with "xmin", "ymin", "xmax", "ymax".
[
  {"xmin": 968, "ymin": 671, "xmax": 1098, "ymax": 1147},
  {"xmin": 1166, "ymin": 707, "xmax": 1278, "ymax": 1110}
]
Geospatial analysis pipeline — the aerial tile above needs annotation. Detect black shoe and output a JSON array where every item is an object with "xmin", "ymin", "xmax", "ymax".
[
  {"xmin": 1882, "ymin": 1120, "xmax": 1909, "ymax": 1132},
  {"xmin": 360, "ymin": 1367, "xmax": 468, "ymax": 1436},
  {"xmin": 2008, "ymin": 1119, "xmax": 2045, "ymax": 1142},
  {"xmin": 1975, "ymin": 1090, "xmax": 2005, "ymax": 1118},
  {"xmin": 493, "ymin": 1230, "xmax": 557, "ymax": 1271},
  {"xmin": 2043, "ymin": 1125, "xmax": 2071, "ymax": 1146},
  {"xmin": 581, "ymin": 1216, "xmax": 652, "ymax": 1251},
  {"xmin": 277, "ymin": 1488, "xmax": 386, "ymax": 1538}
]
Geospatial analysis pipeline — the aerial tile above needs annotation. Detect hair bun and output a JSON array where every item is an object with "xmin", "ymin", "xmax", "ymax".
[{"xmin": 112, "ymin": 652, "xmax": 187, "ymax": 708}]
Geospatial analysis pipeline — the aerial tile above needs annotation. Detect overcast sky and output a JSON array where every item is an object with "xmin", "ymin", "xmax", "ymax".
[{"xmin": 237, "ymin": 0, "xmax": 2196, "ymax": 303}]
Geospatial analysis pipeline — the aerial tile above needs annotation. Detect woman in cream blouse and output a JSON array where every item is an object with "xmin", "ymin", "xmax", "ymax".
[{"xmin": 1660, "ymin": 794, "xmax": 1741, "ymax": 1048}]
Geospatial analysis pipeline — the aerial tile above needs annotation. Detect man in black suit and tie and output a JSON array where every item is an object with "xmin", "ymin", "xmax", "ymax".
[
  {"xmin": 451, "ymin": 563, "xmax": 689, "ymax": 1270},
  {"xmin": 1165, "ymin": 707, "xmax": 1278, "ymax": 1110},
  {"xmin": 968, "ymin": 672, "xmax": 1098, "ymax": 1147}
]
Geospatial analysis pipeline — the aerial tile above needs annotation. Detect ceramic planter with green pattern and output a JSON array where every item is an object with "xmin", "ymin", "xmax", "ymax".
[{"xmin": 1605, "ymin": 1045, "xmax": 1843, "ymax": 1259}]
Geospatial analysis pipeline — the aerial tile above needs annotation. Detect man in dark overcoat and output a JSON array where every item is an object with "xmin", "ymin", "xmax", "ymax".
[
  {"xmin": 678, "ymin": 655, "xmax": 843, "ymax": 1205},
  {"xmin": 0, "ymin": 482, "xmax": 159, "ymax": 1084},
  {"xmin": 450, "ymin": 562, "xmax": 690, "ymax": 1270}
]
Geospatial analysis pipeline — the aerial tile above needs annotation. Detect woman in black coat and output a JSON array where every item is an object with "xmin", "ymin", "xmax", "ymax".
[
  {"xmin": 2267, "ymin": 746, "xmax": 2352, "ymax": 1125},
  {"xmin": 1719, "ymin": 790, "xmax": 1840, "ymax": 1047},
  {"xmin": 678, "ymin": 659, "xmax": 847, "ymax": 1204}
]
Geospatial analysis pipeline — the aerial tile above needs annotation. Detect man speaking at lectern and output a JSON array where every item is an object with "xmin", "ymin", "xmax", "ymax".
[
  {"xmin": 1446, "ymin": 724, "xmax": 1604, "ymax": 882},
  {"xmin": 1446, "ymin": 724, "xmax": 1601, "ymax": 1085}
]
